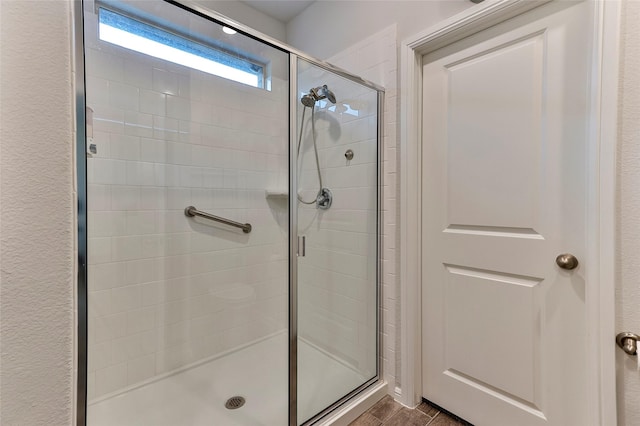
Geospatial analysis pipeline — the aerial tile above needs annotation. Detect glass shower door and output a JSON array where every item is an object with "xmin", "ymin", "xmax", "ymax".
[
  {"xmin": 83, "ymin": 1, "xmax": 290, "ymax": 424},
  {"xmin": 295, "ymin": 58, "xmax": 380, "ymax": 424}
]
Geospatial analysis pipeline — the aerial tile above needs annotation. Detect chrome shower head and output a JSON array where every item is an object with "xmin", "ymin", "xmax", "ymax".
[
  {"xmin": 300, "ymin": 84, "xmax": 337, "ymax": 107},
  {"xmin": 301, "ymin": 93, "xmax": 316, "ymax": 108}
]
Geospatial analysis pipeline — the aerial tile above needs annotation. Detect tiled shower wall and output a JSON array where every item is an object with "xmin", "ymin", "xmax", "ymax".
[
  {"xmin": 297, "ymin": 62, "xmax": 379, "ymax": 377},
  {"xmin": 84, "ymin": 2, "xmax": 289, "ymax": 401},
  {"xmin": 326, "ymin": 26, "xmax": 399, "ymax": 391}
]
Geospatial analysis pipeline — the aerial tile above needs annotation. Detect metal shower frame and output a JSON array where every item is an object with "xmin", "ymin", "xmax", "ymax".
[{"xmin": 73, "ymin": 1, "xmax": 385, "ymax": 424}]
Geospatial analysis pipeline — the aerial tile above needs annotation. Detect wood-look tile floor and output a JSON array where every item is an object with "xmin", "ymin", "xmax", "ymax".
[{"xmin": 349, "ymin": 396, "xmax": 473, "ymax": 426}]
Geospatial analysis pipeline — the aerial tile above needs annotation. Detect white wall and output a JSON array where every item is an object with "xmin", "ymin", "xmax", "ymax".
[
  {"xmin": 616, "ymin": 0, "xmax": 640, "ymax": 424},
  {"xmin": 286, "ymin": 0, "xmax": 472, "ymax": 59},
  {"xmin": 0, "ymin": 1, "xmax": 75, "ymax": 424}
]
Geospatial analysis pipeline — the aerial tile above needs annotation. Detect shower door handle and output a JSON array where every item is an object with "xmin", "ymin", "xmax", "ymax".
[{"xmin": 298, "ymin": 236, "xmax": 306, "ymax": 257}]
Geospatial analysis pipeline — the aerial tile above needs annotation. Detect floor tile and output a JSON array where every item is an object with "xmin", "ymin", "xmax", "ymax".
[
  {"xmin": 417, "ymin": 400, "xmax": 439, "ymax": 418},
  {"xmin": 384, "ymin": 407, "xmax": 431, "ymax": 426},
  {"xmin": 348, "ymin": 412, "xmax": 382, "ymax": 426},
  {"xmin": 366, "ymin": 395, "xmax": 402, "ymax": 422}
]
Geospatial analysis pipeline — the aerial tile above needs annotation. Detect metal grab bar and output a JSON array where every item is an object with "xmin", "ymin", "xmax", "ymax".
[{"xmin": 184, "ymin": 206, "xmax": 252, "ymax": 233}]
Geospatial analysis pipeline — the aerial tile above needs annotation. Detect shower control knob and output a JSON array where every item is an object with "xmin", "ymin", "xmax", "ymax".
[{"xmin": 345, "ymin": 149, "xmax": 354, "ymax": 161}]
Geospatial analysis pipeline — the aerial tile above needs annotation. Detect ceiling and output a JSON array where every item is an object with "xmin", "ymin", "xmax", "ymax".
[{"xmin": 241, "ymin": 0, "xmax": 316, "ymax": 23}]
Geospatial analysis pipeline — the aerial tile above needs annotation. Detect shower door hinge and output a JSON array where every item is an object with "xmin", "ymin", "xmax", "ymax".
[{"xmin": 297, "ymin": 236, "xmax": 306, "ymax": 257}]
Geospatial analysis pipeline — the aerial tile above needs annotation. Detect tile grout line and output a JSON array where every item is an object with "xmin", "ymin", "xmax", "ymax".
[{"xmin": 424, "ymin": 410, "xmax": 440, "ymax": 426}]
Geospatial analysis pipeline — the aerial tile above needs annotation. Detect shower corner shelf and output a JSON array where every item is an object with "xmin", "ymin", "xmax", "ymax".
[{"xmin": 265, "ymin": 189, "xmax": 288, "ymax": 199}]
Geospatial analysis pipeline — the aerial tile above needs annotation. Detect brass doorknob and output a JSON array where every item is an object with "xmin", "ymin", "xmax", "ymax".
[{"xmin": 556, "ymin": 253, "xmax": 579, "ymax": 270}]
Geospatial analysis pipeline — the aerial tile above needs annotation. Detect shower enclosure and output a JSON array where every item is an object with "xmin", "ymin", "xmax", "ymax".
[{"xmin": 76, "ymin": 1, "xmax": 382, "ymax": 425}]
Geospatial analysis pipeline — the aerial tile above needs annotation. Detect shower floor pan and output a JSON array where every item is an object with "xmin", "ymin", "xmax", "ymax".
[{"xmin": 87, "ymin": 332, "xmax": 365, "ymax": 425}]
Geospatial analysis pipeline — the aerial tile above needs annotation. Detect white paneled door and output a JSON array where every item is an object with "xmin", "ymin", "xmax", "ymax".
[{"xmin": 421, "ymin": 2, "xmax": 594, "ymax": 425}]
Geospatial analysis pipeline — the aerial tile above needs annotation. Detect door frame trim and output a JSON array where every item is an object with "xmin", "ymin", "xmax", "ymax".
[{"xmin": 398, "ymin": 1, "xmax": 620, "ymax": 424}]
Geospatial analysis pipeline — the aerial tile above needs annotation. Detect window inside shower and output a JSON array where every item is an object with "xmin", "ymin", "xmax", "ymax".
[{"xmin": 97, "ymin": 7, "xmax": 266, "ymax": 89}]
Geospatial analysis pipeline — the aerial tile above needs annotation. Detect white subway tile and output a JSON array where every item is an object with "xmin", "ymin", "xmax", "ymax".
[
  {"xmin": 86, "ymin": 76, "xmax": 110, "ymax": 107},
  {"xmin": 88, "ymin": 211, "xmax": 126, "ymax": 237},
  {"xmin": 112, "ymin": 235, "xmax": 143, "ymax": 262},
  {"xmin": 112, "ymin": 330, "xmax": 158, "ymax": 364},
  {"xmin": 162, "ymin": 299, "xmax": 190, "ymax": 325},
  {"xmin": 179, "ymin": 120, "xmax": 201, "ymax": 144},
  {"xmin": 140, "ymin": 89, "xmax": 166, "ymax": 116},
  {"xmin": 89, "ymin": 262, "xmax": 127, "ymax": 291},
  {"xmin": 88, "ymin": 237, "xmax": 112, "ymax": 265},
  {"xmin": 126, "ymin": 161, "xmax": 155, "ymax": 186},
  {"xmin": 92, "ymin": 312, "xmax": 127, "ymax": 343},
  {"xmin": 126, "ymin": 306, "xmax": 157, "ymax": 334},
  {"xmin": 140, "ymin": 138, "xmax": 167, "ymax": 163},
  {"xmin": 189, "ymin": 188, "xmax": 213, "ymax": 210},
  {"xmin": 126, "ymin": 353, "xmax": 156, "ymax": 386},
  {"xmin": 163, "ymin": 277, "xmax": 190, "ymax": 302},
  {"xmin": 140, "ymin": 235, "xmax": 164, "ymax": 259},
  {"xmin": 86, "ymin": 48, "xmax": 124, "ymax": 81},
  {"xmin": 178, "ymin": 74, "xmax": 197, "ymax": 100},
  {"xmin": 110, "ymin": 134, "xmax": 140, "ymax": 161},
  {"xmin": 153, "ymin": 115, "xmax": 180, "ymax": 142},
  {"xmin": 166, "ymin": 142, "xmax": 192, "ymax": 166},
  {"xmin": 125, "ymin": 258, "xmax": 162, "ymax": 285},
  {"xmin": 139, "ymin": 187, "xmax": 166, "ymax": 210},
  {"xmin": 125, "ymin": 211, "xmax": 157, "ymax": 235},
  {"xmin": 166, "ymin": 95, "xmax": 191, "ymax": 120},
  {"xmin": 152, "ymin": 68, "xmax": 179, "ymax": 95},
  {"xmin": 111, "ymin": 284, "xmax": 142, "ymax": 313},
  {"xmin": 164, "ymin": 255, "xmax": 190, "ymax": 280},
  {"xmin": 111, "ymin": 186, "xmax": 140, "ymax": 211},
  {"xmin": 155, "ymin": 345, "xmax": 192, "ymax": 374},
  {"xmin": 94, "ymin": 362, "xmax": 128, "ymax": 397},
  {"xmin": 191, "ymin": 100, "xmax": 212, "ymax": 125},
  {"xmin": 140, "ymin": 281, "xmax": 164, "ymax": 306},
  {"xmin": 88, "ymin": 184, "xmax": 111, "ymax": 211},
  {"xmin": 124, "ymin": 59, "xmax": 153, "ymax": 90},
  {"xmin": 92, "ymin": 159, "xmax": 127, "ymax": 185},
  {"xmin": 88, "ymin": 289, "xmax": 112, "ymax": 318},
  {"xmin": 88, "ymin": 341, "xmax": 113, "ymax": 372},
  {"xmin": 166, "ymin": 187, "xmax": 191, "ymax": 210},
  {"xmin": 124, "ymin": 111, "xmax": 153, "ymax": 138},
  {"xmin": 109, "ymin": 82, "xmax": 139, "ymax": 111},
  {"xmin": 179, "ymin": 166, "xmax": 203, "ymax": 188}
]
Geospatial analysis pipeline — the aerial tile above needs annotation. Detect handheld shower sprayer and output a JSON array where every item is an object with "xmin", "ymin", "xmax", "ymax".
[{"xmin": 297, "ymin": 84, "xmax": 337, "ymax": 210}]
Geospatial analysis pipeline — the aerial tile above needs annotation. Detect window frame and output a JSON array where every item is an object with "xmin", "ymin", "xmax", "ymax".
[{"xmin": 97, "ymin": 6, "xmax": 268, "ymax": 89}]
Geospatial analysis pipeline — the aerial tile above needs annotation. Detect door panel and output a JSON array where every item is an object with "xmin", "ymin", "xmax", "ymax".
[
  {"xmin": 446, "ymin": 32, "xmax": 543, "ymax": 229},
  {"xmin": 421, "ymin": 2, "xmax": 593, "ymax": 425}
]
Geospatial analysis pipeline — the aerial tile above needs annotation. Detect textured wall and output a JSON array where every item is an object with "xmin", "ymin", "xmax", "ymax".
[
  {"xmin": 0, "ymin": 1, "xmax": 75, "ymax": 425},
  {"xmin": 616, "ymin": 0, "xmax": 640, "ymax": 424}
]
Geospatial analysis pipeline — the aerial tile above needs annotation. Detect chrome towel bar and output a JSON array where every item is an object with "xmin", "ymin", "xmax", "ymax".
[{"xmin": 184, "ymin": 206, "xmax": 252, "ymax": 233}]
